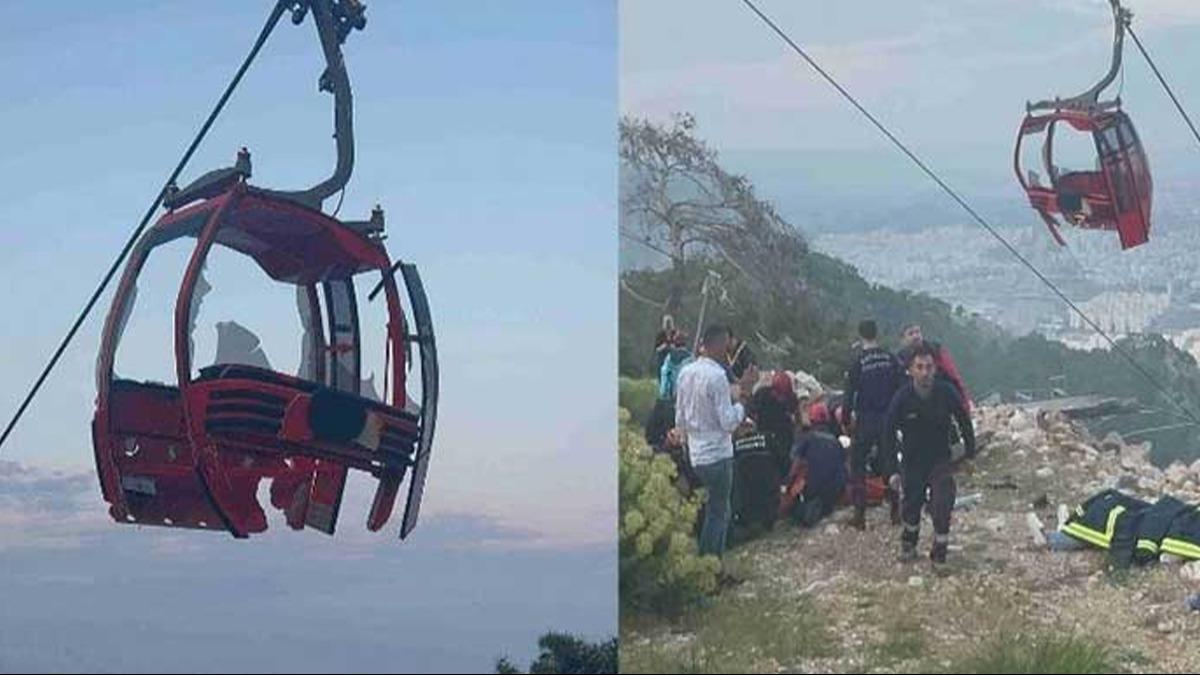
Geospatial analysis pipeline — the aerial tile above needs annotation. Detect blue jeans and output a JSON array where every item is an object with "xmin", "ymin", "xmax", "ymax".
[{"xmin": 695, "ymin": 457, "xmax": 733, "ymax": 558}]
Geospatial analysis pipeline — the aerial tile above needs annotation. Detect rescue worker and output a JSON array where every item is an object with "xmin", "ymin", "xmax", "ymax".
[
  {"xmin": 787, "ymin": 422, "xmax": 848, "ymax": 528},
  {"xmin": 881, "ymin": 341, "xmax": 976, "ymax": 565},
  {"xmin": 843, "ymin": 319, "xmax": 904, "ymax": 530},
  {"xmin": 807, "ymin": 396, "xmax": 840, "ymax": 438},
  {"xmin": 897, "ymin": 324, "xmax": 972, "ymax": 412},
  {"xmin": 731, "ymin": 429, "xmax": 777, "ymax": 537},
  {"xmin": 748, "ymin": 371, "xmax": 799, "ymax": 476}
]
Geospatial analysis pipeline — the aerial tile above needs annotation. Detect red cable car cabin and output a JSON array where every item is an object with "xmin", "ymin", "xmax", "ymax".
[
  {"xmin": 92, "ymin": 179, "xmax": 438, "ymax": 539},
  {"xmin": 1014, "ymin": 107, "xmax": 1152, "ymax": 249}
]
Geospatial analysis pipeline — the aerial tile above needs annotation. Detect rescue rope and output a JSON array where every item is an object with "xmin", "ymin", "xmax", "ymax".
[
  {"xmin": 0, "ymin": 1, "xmax": 291, "ymax": 453},
  {"xmin": 738, "ymin": 0, "xmax": 1200, "ymax": 428},
  {"xmin": 619, "ymin": 279, "xmax": 667, "ymax": 309},
  {"xmin": 1127, "ymin": 25, "xmax": 1200, "ymax": 153}
]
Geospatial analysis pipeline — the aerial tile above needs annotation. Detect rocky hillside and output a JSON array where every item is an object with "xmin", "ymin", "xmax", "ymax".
[{"xmin": 622, "ymin": 403, "xmax": 1200, "ymax": 673}]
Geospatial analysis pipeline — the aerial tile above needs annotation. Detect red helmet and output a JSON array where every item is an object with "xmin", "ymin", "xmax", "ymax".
[
  {"xmin": 771, "ymin": 371, "xmax": 792, "ymax": 399},
  {"xmin": 807, "ymin": 401, "xmax": 830, "ymax": 427}
]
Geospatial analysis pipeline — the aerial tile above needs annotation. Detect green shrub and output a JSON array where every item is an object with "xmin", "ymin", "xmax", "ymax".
[
  {"xmin": 619, "ymin": 408, "xmax": 718, "ymax": 613},
  {"xmin": 619, "ymin": 377, "xmax": 659, "ymax": 428},
  {"xmin": 495, "ymin": 633, "xmax": 617, "ymax": 674}
]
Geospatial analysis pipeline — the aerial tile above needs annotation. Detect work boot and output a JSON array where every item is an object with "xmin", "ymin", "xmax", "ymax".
[
  {"xmin": 801, "ymin": 499, "xmax": 823, "ymax": 528},
  {"xmin": 930, "ymin": 541, "xmax": 948, "ymax": 566},
  {"xmin": 848, "ymin": 507, "xmax": 866, "ymax": 531},
  {"xmin": 899, "ymin": 539, "xmax": 918, "ymax": 563}
]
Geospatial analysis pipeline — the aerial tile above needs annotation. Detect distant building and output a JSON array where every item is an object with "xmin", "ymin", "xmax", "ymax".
[{"xmin": 1066, "ymin": 290, "xmax": 1170, "ymax": 335}]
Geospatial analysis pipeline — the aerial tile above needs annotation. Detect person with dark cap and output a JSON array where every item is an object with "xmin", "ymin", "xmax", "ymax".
[
  {"xmin": 881, "ymin": 341, "xmax": 976, "ymax": 565},
  {"xmin": 843, "ymin": 319, "xmax": 904, "ymax": 530}
]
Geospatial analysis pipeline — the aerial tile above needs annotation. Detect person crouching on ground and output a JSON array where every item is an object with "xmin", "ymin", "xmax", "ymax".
[{"xmin": 786, "ymin": 412, "xmax": 848, "ymax": 528}]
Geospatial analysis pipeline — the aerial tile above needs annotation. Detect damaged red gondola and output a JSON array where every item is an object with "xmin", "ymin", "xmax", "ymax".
[
  {"xmin": 1014, "ymin": 0, "xmax": 1152, "ymax": 249},
  {"xmin": 91, "ymin": 0, "xmax": 438, "ymax": 540}
]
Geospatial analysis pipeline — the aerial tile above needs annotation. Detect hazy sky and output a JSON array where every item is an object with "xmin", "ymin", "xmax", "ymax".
[
  {"xmin": 0, "ymin": 2, "xmax": 615, "ymax": 670},
  {"xmin": 622, "ymin": 0, "xmax": 1200, "ymax": 231},
  {"xmin": 0, "ymin": 462, "xmax": 613, "ymax": 673}
]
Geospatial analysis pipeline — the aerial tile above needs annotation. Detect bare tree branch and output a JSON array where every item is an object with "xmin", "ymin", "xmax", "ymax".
[
  {"xmin": 620, "ymin": 279, "xmax": 668, "ymax": 309},
  {"xmin": 620, "ymin": 113, "xmax": 810, "ymax": 316},
  {"xmin": 619, "ymin": 229, "xmax": 674, "ymax": 260}
]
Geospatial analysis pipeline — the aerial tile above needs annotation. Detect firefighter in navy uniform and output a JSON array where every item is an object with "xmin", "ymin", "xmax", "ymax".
[
  {"xmin": 881, "ymin": 341, "xmax": 976, "ymax": 565},
  {"xmin": 843, "ymin": 319, "xmax": 904, "ymax": 530},
  {"xmin": 747, "ymin": 371, "xmax": 800, "ymax": 476}
]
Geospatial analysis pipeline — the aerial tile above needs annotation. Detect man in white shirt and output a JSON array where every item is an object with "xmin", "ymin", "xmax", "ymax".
[{"xmin": 675, "ymin": 324, "xmax": 749, "ymax": 557}]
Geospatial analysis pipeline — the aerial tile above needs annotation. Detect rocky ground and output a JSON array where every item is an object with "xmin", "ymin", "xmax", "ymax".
[{"xmin": 622, "ymin": 405, "xmax": 1200, "ymax": 673}]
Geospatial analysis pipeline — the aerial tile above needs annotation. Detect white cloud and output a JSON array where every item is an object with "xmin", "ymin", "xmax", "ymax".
[
  {"xmin": 0, "ymin": 462, "xmax": 108, "ymax": 552},
  {"xmin": 0, "ymin": 457, "xmax": 613, "ymax": 554}
]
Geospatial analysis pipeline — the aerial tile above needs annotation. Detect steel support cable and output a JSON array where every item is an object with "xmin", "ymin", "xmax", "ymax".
[
  {"xmin": 0, "ymin": 1, "xmax": 291, "ymax": 452},
  {"xmin": 738, "ymin": 0, "xmax": 1200, "ymax": 427}
]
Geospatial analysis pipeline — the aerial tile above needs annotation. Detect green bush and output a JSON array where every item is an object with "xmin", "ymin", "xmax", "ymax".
[
  {"xmin": 619, "ymin": 408, "xmax": 719, "ymax": 613},
  {"xmin": 619, "ymin": 377, "xmax": 659, "ymax": 428},
  {"xmin": 953, "ymin": 632, "xmax": 1116, "ymax": 674},
  {"xmin": 495, "ymin": 633, "xmax": 617, "ymax": 674}
]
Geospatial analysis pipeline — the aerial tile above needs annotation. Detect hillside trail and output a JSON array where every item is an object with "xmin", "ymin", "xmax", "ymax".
[{"xmin": 626, "ymin": 404, "xmax": 1200, "ymax": 673}]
